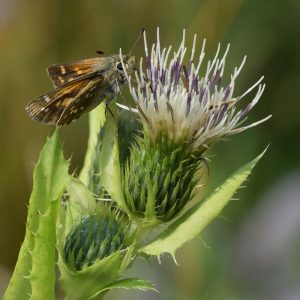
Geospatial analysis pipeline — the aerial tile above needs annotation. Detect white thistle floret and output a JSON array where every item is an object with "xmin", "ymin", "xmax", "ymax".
[{"xmin": 119, "ymin": 28, "xmax": 271, "ymax": 151}]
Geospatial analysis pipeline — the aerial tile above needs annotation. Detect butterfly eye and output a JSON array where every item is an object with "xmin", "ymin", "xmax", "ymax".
[{"xmin": 116, "ymin": 62, "xmax": 123, "ymax": 71}]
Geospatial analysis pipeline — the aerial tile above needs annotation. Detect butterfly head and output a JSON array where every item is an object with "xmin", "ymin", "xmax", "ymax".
[
  {"xmin": 111, "ymin": 54, "xmax": 136, "ymax": 85},
  {"xmin": 113, "ymin": 55, "xmax": 136, "ymax": 74}
]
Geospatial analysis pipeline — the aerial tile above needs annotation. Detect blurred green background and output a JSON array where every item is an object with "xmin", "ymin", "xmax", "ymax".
[{"xmin": 1, "ymin": 0, "xmax": 300, "ymax": 299}]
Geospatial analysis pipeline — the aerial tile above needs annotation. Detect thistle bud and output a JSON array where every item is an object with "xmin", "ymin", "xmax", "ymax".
[
  {"xmin": 123, "ymin": 137, "xmax": 202, "ymax": 223},
  {"xmin": 63, "ymin": 209, "xmax": 127, "ymax": 271}
]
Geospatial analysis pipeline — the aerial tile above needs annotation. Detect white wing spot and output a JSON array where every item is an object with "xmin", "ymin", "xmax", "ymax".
[
  {"xmin": 60, "ymin": 66, "xmax": 66, "ymax": 75},
  {"xmin": 44, "ymin": 95, "xmax": 51, "ymax": 103},
  {"xmin": 85, "ymin": 92, "xmax": 94, "ymax": 98}
]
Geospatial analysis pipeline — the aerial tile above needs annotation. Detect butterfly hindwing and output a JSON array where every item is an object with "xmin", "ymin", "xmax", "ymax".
[
  {"xmin": 25, "ymin": 75, "xmax": 104, "ymax": 125},
  {"xmin": 47, "ymin": 57, "xmax": 107, "ymax": 87}
]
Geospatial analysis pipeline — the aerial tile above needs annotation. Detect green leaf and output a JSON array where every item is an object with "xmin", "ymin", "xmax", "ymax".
[
  {"xmin": 99, "ymin": 116, "xmax": 128, "ymax": 212},
  {"xmin": 140, "ymin": 149, "xmax": 267, "ymax": 257},
  {"xmin": 30, "ymin": 200, "xmax": 59, "ymax": 300},
  {"xmin": 66, "ymin": 177, "xmax": 97, "ymax": 220},
  {"xmin": 79, "ymin": 103, "xmax": 106, "ymax": 185},
  {"xmin": 4, "ymin": 129, "xmax": 70, "ymax": 300},
  {"xmin": 93, "ymin": 277, "xmax": 157, "ymax": 297},
  {"xmin": 67, "ymin": 177, "xmax": 96, "ymax": 211},
  {"xmin": 56, "ymin": 176, "xmax": 98, "ymax": 251},
  {"xmin": 60, "ymin": 252, "xmax": 122, "ymax": 300}
]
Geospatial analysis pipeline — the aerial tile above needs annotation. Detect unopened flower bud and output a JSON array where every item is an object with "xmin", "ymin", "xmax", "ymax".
[{"xmin": 63, "ymin": 210, "xmax": 126, "ymax": 271}]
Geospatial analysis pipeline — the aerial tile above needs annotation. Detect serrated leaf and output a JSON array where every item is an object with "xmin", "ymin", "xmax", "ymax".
[
  {"xmin": 99, "ymin": 117, "xmax": 128, "ymax": 212},
  {"xmin": 140, "ymin": 149, "xmax": 267, "ymax": 257},
  {"xmin": 4, "ymin": 129, "xmax": 70, "ymax": 300},
  {"xmin": 30, "ymin": 200, "xmax": 59, "ymax": 300},
  {"xmin": 79, "ymin": 103, "xmax": 106, "ymax": 185}
]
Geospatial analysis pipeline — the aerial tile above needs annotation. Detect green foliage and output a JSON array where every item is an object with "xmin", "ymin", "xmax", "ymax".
[
  {"xmin": 79, "ymin": 103, "xmax": 106, "ymax": 185},
  {"xmin": 29, "ymin": 201, "xmax": 59, "ymax": 299},
  {"xmin": 55, "ymin": 109, "xmax": 140, "ymax": 300},
  {"xmin": 4, "ymin": 130, "xmax": 70, "ymax": 300},
  {"xmin": 79, "ymin": 103, "xmax": 129, "ymax": 213},
  {"xmin": 65, "ymin": 177, "xmax": 97, "ymax": 228},
  {"xmin": 98, "ymin": 114, "xmax": 129, "ymax": 213},
  {"xmin": 55, "ymin": 109, "xmax": 267, "ymax": 299},
  {"xmin": 60, "ymin": 252, "xmax": 123, "ymax": 300},
  {"xmin": 101, "ymin": 278, "xmax": 157, "ymax": 293},
  {"xmin": 5, "ymin": 115, "xmax": 267, "ymax": 300},
  {"xmin": 139, "ymin": 149, "xmax": 267, "ymax": 258},
  {"xmin": 117, "ymin": 110, "xmax": 142, "ymax": 165}
]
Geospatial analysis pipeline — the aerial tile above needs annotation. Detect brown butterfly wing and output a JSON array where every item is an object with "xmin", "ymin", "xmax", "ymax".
[
  {"xmin": 26, "ymin": 75, "xmax": 105, "ymax": 126},
  {"xmin": 47, "ymin": 57, "xmax": 107, "ymax": 87}
]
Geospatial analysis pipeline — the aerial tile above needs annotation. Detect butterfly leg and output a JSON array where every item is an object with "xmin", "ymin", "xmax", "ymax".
[
  {"xmin": 106, "ymin": 105, "xmax": 116, "ymax": 123},
  {"xmin": 105, "ymin": 94, "xmax": 117, "ymax": 123}
]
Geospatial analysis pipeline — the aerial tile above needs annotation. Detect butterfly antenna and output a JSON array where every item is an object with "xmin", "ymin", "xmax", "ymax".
[{"xmin": 128, "ymin": 28, "xmax": 145, "ymax": 56}]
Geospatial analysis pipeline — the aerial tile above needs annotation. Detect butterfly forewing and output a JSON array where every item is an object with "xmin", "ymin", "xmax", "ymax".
[
  {"xmin": 47, "ymin": 57, "xmax": 107, "ymax": 87},
  {"xmin": 25, "ymin": 75, "xmax": 104, "ymax": 125},
  {"xmin": 26, "ymin": 54, "xmax": 136, "ymax": 126}
]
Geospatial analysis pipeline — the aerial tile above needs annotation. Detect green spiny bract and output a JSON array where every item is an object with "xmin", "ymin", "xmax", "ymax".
[
  {"xmin": 123, "ymin": 135, "xmax": 204, "ymax": 223},
  {"xmin": 63, "ymin": 208, "xmax": 127, "ymax": 271}
]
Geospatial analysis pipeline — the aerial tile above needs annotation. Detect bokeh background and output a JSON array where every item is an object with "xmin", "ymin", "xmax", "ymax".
[{"xmin": 1, "ymin": 0, "xmax": 300, "ymax": 299}]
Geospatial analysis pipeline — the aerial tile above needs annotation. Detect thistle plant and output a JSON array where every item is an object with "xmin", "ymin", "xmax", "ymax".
[
  {"xmin": 4, "ymin": 28, "xmax": 270, "ymax": 300},
  {"xmin": 119, "ymin": 28, "xmax": 270, "ymax": 224}
]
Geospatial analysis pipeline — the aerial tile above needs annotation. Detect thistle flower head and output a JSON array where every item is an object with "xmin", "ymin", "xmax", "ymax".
[
  {"xmin": 119, "ymin": 28, "xmax": 271, "ymax": 224},
  {"xmin": 120, "ymin": 28, "xmax": 271, "ymax": 153}
]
